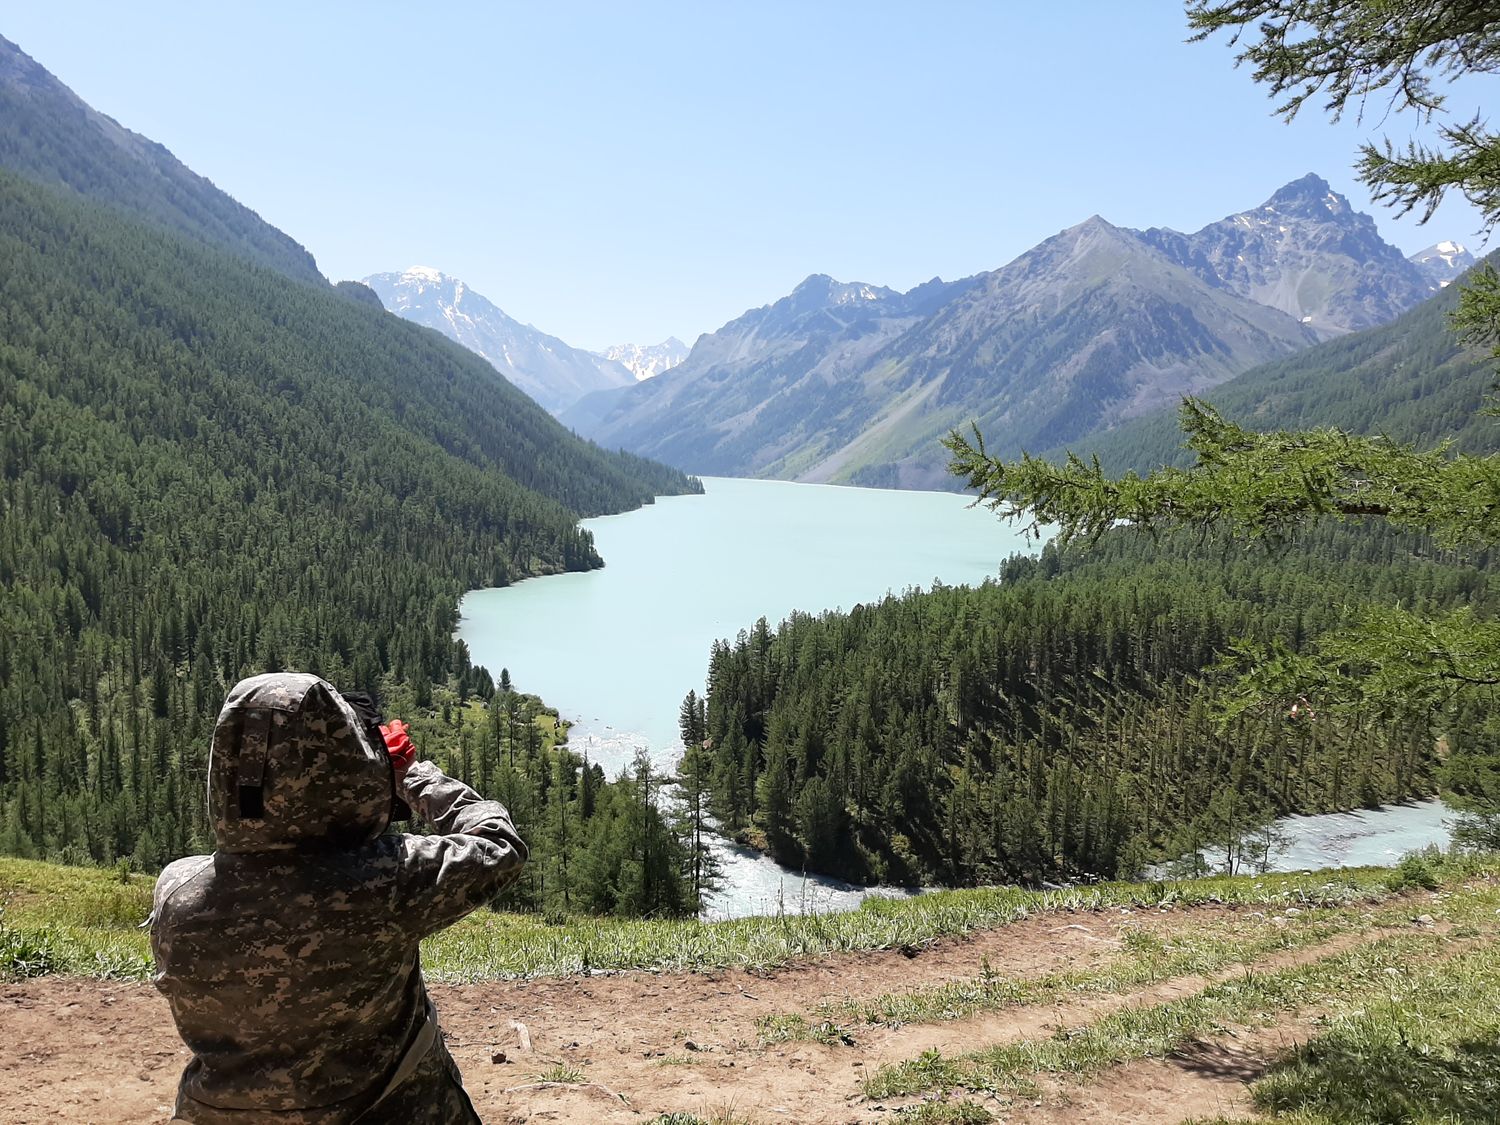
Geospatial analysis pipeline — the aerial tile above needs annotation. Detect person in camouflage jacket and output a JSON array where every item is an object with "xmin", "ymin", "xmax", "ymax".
[{"xmin": 150, "ymin": 672, "xmax": 527, "ymax": 1123}]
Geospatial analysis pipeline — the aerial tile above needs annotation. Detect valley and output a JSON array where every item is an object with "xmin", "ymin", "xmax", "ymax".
[{"xmin": 2, "ymin": 9, "xmax": 1500, "ymax": 1124}]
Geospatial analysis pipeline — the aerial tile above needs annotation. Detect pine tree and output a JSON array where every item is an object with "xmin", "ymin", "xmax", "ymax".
[{"xmin": 672, "ymin": 690, "xmax": 721, "ymax": 908}]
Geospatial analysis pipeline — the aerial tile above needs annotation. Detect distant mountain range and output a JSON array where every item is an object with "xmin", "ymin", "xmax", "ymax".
[
  {"xmin": 362, "ymin": 268, "xmax": 636, "ymax": 415},
  {"xmin": 2, "ymin": 22, "xmax": 1476, "ymax": 500},
  {"xmin": 0, "ymin": 33, "xmax": 698, "ymax": 532},
  {"xmin": 566, "ymin": 175, "xmax": 1457, "ymax": 489},
  {"xmin": 598, "ymin": 338, "xmax": 689, "ymax": 381},
  {"xmin": 0, "ymin": 31, "xmax": 704, "ymax": 872}
]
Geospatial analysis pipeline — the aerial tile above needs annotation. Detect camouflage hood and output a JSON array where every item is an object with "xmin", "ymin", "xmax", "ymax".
[{"xmin": 209, "ymin": 673, "xmax": 392, "ymax": 853}]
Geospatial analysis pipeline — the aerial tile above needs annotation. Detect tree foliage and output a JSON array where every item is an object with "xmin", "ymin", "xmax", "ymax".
[
  {"xmin": 933, "ymin": 4, "xmax": 1500, "ymax": 835},
  {"xmin": 697, "ymin": 528, "xmax": 1493, "ymax": 885},
  {"xmin": 0, "ymin": 166, "xmax": 702, "ymax": 913},
  {"xmin": 949, "ymin": 400, "xmax": 1500, "ymax": 547}
]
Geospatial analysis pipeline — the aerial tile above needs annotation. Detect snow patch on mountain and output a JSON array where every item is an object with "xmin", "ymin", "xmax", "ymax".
[
  {"xmin": 598, "ymin": 337, "xmax": 690, "ymax": 381},
  {"xmin": 1409, "ymin": 241, "xmax": 1475, "ymax": 288}
]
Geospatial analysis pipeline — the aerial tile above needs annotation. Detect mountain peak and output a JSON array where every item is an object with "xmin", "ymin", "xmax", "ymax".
[
  {"xmin": 1410, "ymin": 240, "xmax": 1476, "ymax": 289},
  {"xmin": 1263, "ymin": 173, "xmax": 1349, "ymax": 217},
  {"xmin": 1129, "ymin": 174, "xmax": 1427, "ymax": 333},
  {"xmin": 793, "ymin": 273, "xmax": 839, "ymax": 295},
  {"xmin": 400, "ymin": 265, "xmax": 447, "ymax": 285},
  {"xmin": 598, "ymin": 337, "xmax": 690, "ymax": 382},
  {"xmin": 0, "ymin": 33, "xmax": 49, "ymax": 91},
  {"xmin": 1273, "ymin": 172, "xmax": 1332, "ymax": 196},
  {"xmin": 785, "ymin": 274, "xmax": 895, "ymax": 314},
  {"xmin": 1062, "ymin": 214, "xmax": 1130, "ymax": 240}
]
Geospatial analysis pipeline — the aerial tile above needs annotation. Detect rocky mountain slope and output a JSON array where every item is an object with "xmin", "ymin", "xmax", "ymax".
[
  {"xmin": 1056, "ymin": 253, "xmax": 1496, "ymax": 474},
  {"xmin": 0, "ymin": 33, "xmax": 323, "ymax": 284},
  {"xmin": 561, "ymin": 272, "xmax": 982, "ymax": 484},
  {"xmin": 1135, "ymin": 173, "xmax": 1433, "ymax": 335},
  {"xmin": 567, "ymin": 178, "xmax": 1449, "ymax": 489},
  {"xmin": 364, "ymin": 267, "xmax": 635, "ymax": 415},
  {"xmin": 599, "ymin": 337, "xmax": 689, "ymax": 381}
]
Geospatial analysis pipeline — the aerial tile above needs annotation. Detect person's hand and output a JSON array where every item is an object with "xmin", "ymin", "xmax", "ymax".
[{"xmin": 380, "ymin": 719, "xmax": 416, "ymax": 776}]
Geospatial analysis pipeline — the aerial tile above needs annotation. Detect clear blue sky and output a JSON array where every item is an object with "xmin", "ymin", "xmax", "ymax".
[{"xmin": 7, "ymin": 2, "xmax": 1488, "ymax": 350}]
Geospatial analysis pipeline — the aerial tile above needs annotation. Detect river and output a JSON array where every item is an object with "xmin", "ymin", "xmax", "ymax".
[
  {"xmin": 1192, "ymin": 798, "xmax": 1456, "ymax": 875},
  {"xmin": 456, "ymin": 476, "xmax": 1033, "ymax": 917}
]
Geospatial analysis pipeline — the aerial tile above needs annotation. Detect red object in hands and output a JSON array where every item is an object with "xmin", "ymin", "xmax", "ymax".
[{"xmin": 380, "ymin": 719, "xmax": 416, "ymax": 775}]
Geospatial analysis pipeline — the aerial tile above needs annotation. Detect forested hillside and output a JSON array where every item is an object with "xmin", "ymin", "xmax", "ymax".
[
  {"xmin": 699, "ymin": 526, "xmax": 1497, "ymax": 885},
  {"xmin": 0, "ymin": 167, "xmax": 698, "ymax": 874},
  {"xmin": 0, "ymin": 34, "xmax": 324, "ymax": 284},
  {"xmin": 1061, "ymin": 265, "xmax": 1497, "ymax": 473}
]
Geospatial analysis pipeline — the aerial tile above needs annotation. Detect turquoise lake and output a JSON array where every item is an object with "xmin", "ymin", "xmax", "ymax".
[
  {"xmin": 456, "ymin": 476, "xmax": 1455, "ymax": 917},
  {"xmin": 456, "ymin": 476, "xmax": 1037, "ymax": 916},
  {"xmin": 457, "ymin": 476, "xmax": 1034, "ymax": 773}
]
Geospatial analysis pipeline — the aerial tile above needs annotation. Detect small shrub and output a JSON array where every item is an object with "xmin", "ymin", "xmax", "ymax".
[
  {"xmin": 894, "ymin": 1099, "xmax": 996, "ymax": 1124},
  {"xmin": 1385, "ymin": 849, "xmax": 1441, "ymax": 892},
  {"xmin": 0, "ymin": 923, "xmax": 60, "ymax": 979},
  {"xmin": 1120, "ymin": 927, "xmax": 1167, "ymax": 956}
]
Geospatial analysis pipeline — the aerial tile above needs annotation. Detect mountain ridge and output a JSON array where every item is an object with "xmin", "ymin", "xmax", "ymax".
[
  {"xmin": 0, "ymin": 33, "xmax": 324, "ymax": 284},
  {"xmin": 1135, "ymin": 173, "xmax": 1433, "ymax": 335},
  {"xmin": 1049, "ymin": 253, "xmax": 1498, "ymax": 474},
  {"xmin": 567, "ymin": 176, "xmax": 1452, "ymax": 489}
]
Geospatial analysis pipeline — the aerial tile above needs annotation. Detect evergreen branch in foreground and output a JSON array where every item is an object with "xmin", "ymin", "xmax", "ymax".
[{"xmin": 944, "ymin": 399, "xmax": 1500, "ymax": 547}]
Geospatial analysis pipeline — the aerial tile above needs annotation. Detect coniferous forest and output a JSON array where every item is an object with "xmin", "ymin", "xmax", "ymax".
[
  {"xmin": 0, "ymin": 165, "xmax": 702, "ymax": 908},
  {"xmin": 6, "ymin": 14, "xmax": 1500, "ymax": 925},
  {"xmin": 697, "ymin": 524, "xmax": 1499, "ymax": 886}
]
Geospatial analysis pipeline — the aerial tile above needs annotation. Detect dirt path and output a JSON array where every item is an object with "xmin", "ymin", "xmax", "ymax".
[{"xmin": 0, "ymin": 904, "xmax": 1359, "ymax": 1124}]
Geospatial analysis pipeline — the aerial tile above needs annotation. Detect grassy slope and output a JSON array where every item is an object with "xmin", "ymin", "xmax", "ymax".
[{"xmin": 3, "ymin": 853, "xmax": 1494, "ymax": 984}]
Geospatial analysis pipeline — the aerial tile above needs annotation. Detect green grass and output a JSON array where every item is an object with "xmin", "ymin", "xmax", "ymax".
[
  {"xmin": 1181, "ymin": 922, "xmax": 1500, "ymax": 1124},
  {"xmin": 892, "ymin": 1099, "xmax": 997, "ymax": 1123},
  {"xmin": 760, "ymin": 880, "xmax": 1493, "ymax": 1044},
  {"xmin": 646, "ymin": 1108, "xmax": 761, "ymax": 1125},
  {"xmin": 3, "ymin": 853, "xmax": 1496, "ymax": 984},
  {"xmin": 759, "ymin": 906, "xmax": 1364, "ymax": 1043},
  {"xmin": 862, "ymin": 890, "xmax": 1500, "ymax": 1102},
  {"xmin": 536, "ymin": 1063, "xmax": 585, "ymax": 1083},
  {"xmin": 419, "ymin": 864, "xmax": 1466, "ymax": 982},
  {"xmin": 0, "ymin": 861, "xmax": 155, "ymax": 980}
]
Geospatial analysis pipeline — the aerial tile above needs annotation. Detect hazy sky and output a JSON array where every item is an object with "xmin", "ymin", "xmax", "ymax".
[{"xmin": 7, "ymin": 2, "xmax": 1489, "ymax": 350}]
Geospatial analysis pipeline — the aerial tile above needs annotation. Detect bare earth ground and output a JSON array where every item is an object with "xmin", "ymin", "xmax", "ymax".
[{"xmin": 0, "ymin": 904, "xmax": 1361, "ymax": 1124}]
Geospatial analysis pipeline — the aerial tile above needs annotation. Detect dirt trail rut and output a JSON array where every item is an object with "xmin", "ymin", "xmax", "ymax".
[{"xmin": 0, "ymin": 904, "xmax": 1357, "ymax": 1123}]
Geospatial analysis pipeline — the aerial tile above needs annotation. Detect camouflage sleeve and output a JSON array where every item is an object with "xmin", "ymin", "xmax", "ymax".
[{"xmin": 393, "ymin": 760, "xmax": 528, "ymax": 936}]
